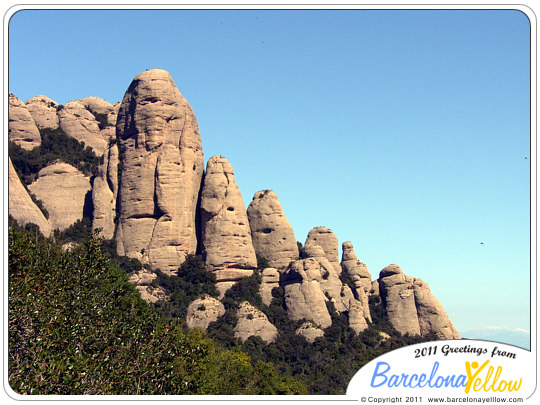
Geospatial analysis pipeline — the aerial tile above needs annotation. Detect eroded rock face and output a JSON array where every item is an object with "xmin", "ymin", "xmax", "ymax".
[
  {"xmin": 8, "ymin": 158, "xmax": 52, "ymax": 236},
  {"xmin": 281, "ymin": 258, "xmax": 332, "ymax": 329},
  {"xmin": 186, "ymin": 295, "xmax": 226, "ymax": 330},
  {"xmin": 305, "ymin": 227, "xmax": 341, "ymax": 275},
  {"xmin": 9, "ymin": 93, "xmax": 41, "ymax": 150},
  {"xmin": 301, "ymin": 242, "xmax": 370, "ymax": 332},
  {"xmin": 295, "ymin": 322, "xmax": 324, "ymax": 343},
  {"xmin": 27, "ymin": 163, "xmax": 91, "ymax": 231},
  {"xmin": 233, "ymin": 301, "xmax": 278, "ymax": 344},
  {"xmin": 78, "ymin": 96, "xmax": 118, "ymax": 144},
  {"xmin": 58, "ymin": 100, "xmax": 108, "ymax": 156},
  {"xmin": 247, "ymin": 190, "xmax": 298, "ymax": 269},
  {"xmin": 92, "ymin": 144, "xmax": 119, "ymax": 239},
  {"xmin": 200, "ymin": 155, "xmax": 257, "ymax": 296},
  {"xmin": 378, "ymin": 264, "xmax": 460, "ymax": 339},
  {"xmin": 413, "ymin": 279, "xmax": 461, "ymax": 339},
  {"xmin": 341, "ymin": 241, "xmax": 372, "ymax": 322},
  {"xmin": 259, "ymin": 267, "xmax": 280, "ymax": 306},
  {"xmin": 25, "ymin": 95, "xmax": 60, "ymax": 129},
  {"xmin": 301, "ymin": 242, "xmax": 346, "ymax": 313},
  {"xmin": 115, "ymin": 69, "xmax": 204, "ymax": 276}
]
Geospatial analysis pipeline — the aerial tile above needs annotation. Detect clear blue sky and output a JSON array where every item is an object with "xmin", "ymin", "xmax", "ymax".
[{"xmin": 7, "ymin": 8, "xmax": 532, "ymax": 337}]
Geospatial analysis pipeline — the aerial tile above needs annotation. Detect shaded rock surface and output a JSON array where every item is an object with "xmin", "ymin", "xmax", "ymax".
[
  {"xmin": 92, "ymin": 144, "xmax": 119, "ymax": 239},
  {"xmin": 247, "ymin": 190, "xmax": 298, "ymax": 269},
  {"xmin": 378, "ymin": 264, "xmax": 460, "ymax": 339},
  {"xmin": 9, "ymin": 93, "xmax": 41, "ymax": 150},
  {"xmin": 58, "ymin": 100, "xmax": 108, "ymax": 156},
  {"xmin": 233, "ymin": 301, "xmax": 278, "ymax": 344},
  {"xmin": 295, "ymin": 322, "xmax": 324, "ymax": 343},
  {"xmin": 186, "ymin": 295, "xmax": 226, "ymax": 330},
  {"xmin": 27, "ymin": 162, "xmax": 91, "ymax": 231},
  {"xmin": 25, "ymin": 95, "xmax": 60, "ymax": 129},
  {"xmin": 115, "ymin": 69, "xmax": 204, "ymax": 276},
  {"xmin": 200, "ymin": 155, "xmax": 256, "ymax": 295},
  {"xmin": 8, "ymin": 157, "xmax": 52, "ymax": 236}
]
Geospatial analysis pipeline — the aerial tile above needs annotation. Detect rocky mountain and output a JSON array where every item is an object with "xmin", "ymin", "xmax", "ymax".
[{"xmin": 8, "ymin": 68, "xmax": 460, "ymax": 349}]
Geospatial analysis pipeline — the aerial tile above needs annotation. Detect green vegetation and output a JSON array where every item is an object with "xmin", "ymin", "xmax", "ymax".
[
  {"xmin": 8, "ymin": 225, "xmax": 306, "ymax": 395},
  {"xmin": 84, "ymin": 106, "xmax": 112, "ymax": 130},
  {"xmin": 9, "ymin": 127, "xmax": 100, "ymax": 185},
  {"xmin": 151, "ymin": 254, "xmax": 220, "ymax": 320}
]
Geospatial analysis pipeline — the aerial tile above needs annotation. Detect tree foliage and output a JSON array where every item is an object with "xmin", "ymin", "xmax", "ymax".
[
  {"xmin": 9, "ymin": 127, "xmax": 100, "ymax": 185},
  {"xmin": 8, "ymin": 226, "xmax": 306, "ymax": 395}
]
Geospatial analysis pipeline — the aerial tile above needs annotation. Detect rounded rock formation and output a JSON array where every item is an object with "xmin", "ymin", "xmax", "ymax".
[
  {"xmin": 247, "ymin": 190, "xmax": 298, "ymax": 269},
  {"xmin": 58, "ymin": 100, "xmax": 108, "ymax": 156},
  {"xmin": 9, "ymin": 93, "xmax": 41, "ymax": 150},
  {"xmin": 27, "ymin": 162, "xmax": 91, "ymax": 231},
  {"xmin": 378, "ymin": 264, "xmax": 460, "ymax": 339},
  {"xmin": 25, "ymin": 95, "xmax": 60, "ymax": 129},
  {"xmin": 233, "ymin": 301, "xmax": 278, "ymax": 344},
  {"xmin": 305, "ymin": 226, "xmax": 341, "ymax": 275},
  {"xmin": 186, "ymin": 295, "xmax": 226, "ymax": 331},
  {"xmin": 295, "ymin": 322, "xmax": 324, "ymax": 343}
]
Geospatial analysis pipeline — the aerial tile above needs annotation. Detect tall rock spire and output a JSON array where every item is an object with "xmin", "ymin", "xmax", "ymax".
[
  {"xmin": 115, "ymin": 69, "xmax": 204, "ymax": 275},
  {"xmin": 246, "ymin": 190, "xmax": 298, "ymax": 269},
  {"xmin": 200, "ymin": 155, "xmax": 257, "ymax": 296}
]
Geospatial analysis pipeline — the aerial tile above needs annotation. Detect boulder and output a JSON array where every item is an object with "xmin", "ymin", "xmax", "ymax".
[
  {"xmin": 281, "ymin": 258, "xmax": 332, "ymax": 328},
  {"xmin": 186, "ymin": 295, "xmax": 226, "ymax": 330},
  {"xmin": 8, "ymin": 93, "xmax": 41, "ymax": 150},
  {"xmin": 305, "ymin": 226, "xmax": 341, "ymax": 274},
  {"xmin": 58, "ymin": 100, "xmax": 108, "ymax": 156},
  {"xmin": 25, "ymin": 95, "xmax": 60, "ymax": 129},
  {"xmin": 27, "ymin": 162, "xmax": 91, "ymax": 231},
  {"xmin": 259, "ymin": 267, "xmax": 280, "ymax": 306},
  {"xmin": 115, "ymin": 69, "xmax": 204, "ymax": 275},
  {"xmin": 92, "ymin": 144, "xmax": 119, "ymax": 239},
  {"xmin": 233, "ymin": 301, "xmax": 278, "ymax": 344},
  {"xmin": 247, "ymin": 190, "xmax": 298, "ymax": 269},
  {"xmin": 128, "ymin": 267, "xmax": 168, "ymax": 304},
  {"xmin": 295, "ymin": 322, "xmax": 324, "ymax": 343},
  {"xmin": 200, "ymin": 155, "xmax": 257, "ymax": 296},
  {"xmin": 8, "ymin": 158, "xmax": 52, "ymax": 236}
]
